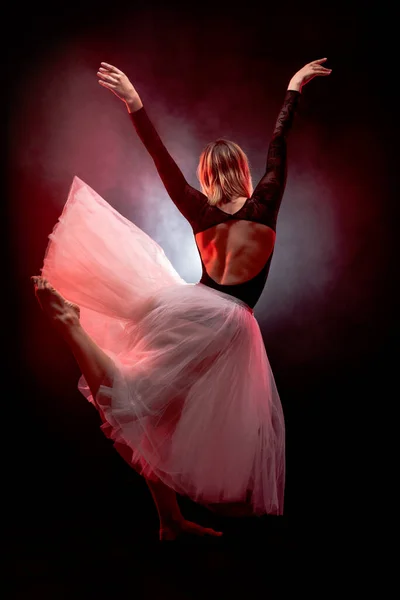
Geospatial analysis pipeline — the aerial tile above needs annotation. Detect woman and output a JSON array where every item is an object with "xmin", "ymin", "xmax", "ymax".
[{"xmin": 32, "ymin": 58, "xmax": 331, "ymax": 540}]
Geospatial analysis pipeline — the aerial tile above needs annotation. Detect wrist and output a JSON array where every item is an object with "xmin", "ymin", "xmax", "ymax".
[
  {"xmin": 287, "ymin": 76, "xmax": 303, "ymax": 93},
  {"xmin": 125, "ymin": 93, "xmax": 143, "ymax": 113}
]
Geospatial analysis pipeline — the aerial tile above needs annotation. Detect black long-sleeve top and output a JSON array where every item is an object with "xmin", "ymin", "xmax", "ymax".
[{"xmin": 130, "ymin": 90, "xmax": 300, "ymax": 308}]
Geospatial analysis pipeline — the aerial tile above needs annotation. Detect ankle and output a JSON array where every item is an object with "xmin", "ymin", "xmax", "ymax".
[
  {"xmin": 159, "ymin": 513, "xmax": 184, "ymax": 530},
  {"xmin": 56, "ymin": 313, "xmax": 81, "ymax": 338}
]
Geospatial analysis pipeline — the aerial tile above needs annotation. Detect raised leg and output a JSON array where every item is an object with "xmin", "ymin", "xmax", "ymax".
[
  {"xmin": 32, "ymin": 276, "xmax": 223, "ymax": 540},
  {"xmin": 32, "ymin": 276, "xmax": 114, "ymax": 404}
]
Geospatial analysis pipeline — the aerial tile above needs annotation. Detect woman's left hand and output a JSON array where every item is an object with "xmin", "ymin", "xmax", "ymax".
[{"xmin": 289, "ymin": 58, "xmax": 332, "ymax": 91}]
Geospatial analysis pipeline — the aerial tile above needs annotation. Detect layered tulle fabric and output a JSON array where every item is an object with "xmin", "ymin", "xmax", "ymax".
[{"xmin": 41, "ymin": 177, "xmax": 285, "ymax": 515}]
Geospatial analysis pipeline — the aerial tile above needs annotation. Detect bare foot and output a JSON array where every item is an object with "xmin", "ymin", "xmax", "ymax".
[
  {"xmin": 31, "ymin": 276, "xmax": 80, "ymax": 331},
  {"xmin": 159, "ymin": 519, "xmax": 223, "ymax": 541}
]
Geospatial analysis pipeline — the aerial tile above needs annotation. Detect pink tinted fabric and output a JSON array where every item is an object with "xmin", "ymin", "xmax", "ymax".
[{"xmin": 41, "ymin": 177, "xmax": 285, "ymax": 515}]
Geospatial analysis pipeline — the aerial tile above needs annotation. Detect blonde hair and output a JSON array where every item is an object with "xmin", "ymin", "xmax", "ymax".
[{"xmin": 197, "ymin": 139, "xmax": 253, "ymax": 206}]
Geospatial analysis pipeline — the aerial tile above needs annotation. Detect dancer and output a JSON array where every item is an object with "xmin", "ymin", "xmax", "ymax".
[{"xmin": 32, "ymin": 58, "xmax": 331, "ymax": 540}]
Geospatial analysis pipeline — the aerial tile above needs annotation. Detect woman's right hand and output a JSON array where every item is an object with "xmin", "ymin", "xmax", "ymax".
[{"xmin": 97, "ymin": 63, "xmax": 143, "ymax": 112}]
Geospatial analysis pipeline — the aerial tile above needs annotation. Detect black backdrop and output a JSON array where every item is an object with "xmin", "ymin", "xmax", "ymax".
[{"xmin": 4, "ymin": 0, "xmax": 396, "ymax": 594}]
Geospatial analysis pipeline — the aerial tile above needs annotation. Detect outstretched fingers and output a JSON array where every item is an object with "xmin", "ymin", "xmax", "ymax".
[
  {"xmin": 315, "ymin": 68, "xmax": 332, "ymax": 76},
  {"xmin": 97, "ymin": 70, "xmax": 119, "ymax": 84},
  {"xmin": 311, "ymin": 58, "xmax": 332, "ymax": 76},
  {"xmin": 98, "ymin": 80, "xmax": 115, "ymax": 90},
  {"xmin": 100, "ymin": 62, "xmax": 123, "ymax": 74}
]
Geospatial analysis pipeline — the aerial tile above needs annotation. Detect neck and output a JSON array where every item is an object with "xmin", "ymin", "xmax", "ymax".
[{"xmin": 219, "ymin": 195, "xmax": 247, "ymax": 205}]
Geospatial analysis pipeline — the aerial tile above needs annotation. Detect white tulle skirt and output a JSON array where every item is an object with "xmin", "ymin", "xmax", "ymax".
[{"xmin": 41, "ymin": 177, "xmax": 285, "ymax": 516}]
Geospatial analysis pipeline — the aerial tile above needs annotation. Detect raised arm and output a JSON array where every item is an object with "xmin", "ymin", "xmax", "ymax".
[
  {"xmin": 252, "ymin": 58, "xmax": 332, "ymax": 227},
  {"xmin": 97, "ymin": 62, "xmax": 207, "ymax": 224}
]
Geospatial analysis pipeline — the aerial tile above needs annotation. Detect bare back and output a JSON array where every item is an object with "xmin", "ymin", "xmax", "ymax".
[{"xmin": 195, "ymin": 212, "xmax": 275, "ymax": 286}]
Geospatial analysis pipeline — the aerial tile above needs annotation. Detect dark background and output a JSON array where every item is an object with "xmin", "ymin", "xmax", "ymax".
[{"xmin": 4, "ymin": 0, "xmax": 396, "ymax": 596}]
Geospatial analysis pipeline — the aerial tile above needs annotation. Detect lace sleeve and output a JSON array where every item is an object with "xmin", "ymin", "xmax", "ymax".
[
  {"xmin": 130, "ymin": 108, "xmax": 207, "ymax": 225},
  {"xmin": 251, "ymin": 90, "xmax": 300, "ymax": 228}
]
